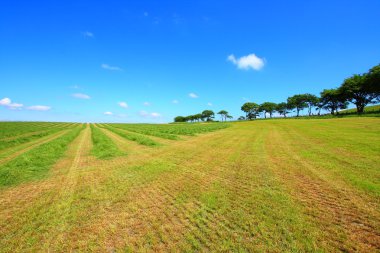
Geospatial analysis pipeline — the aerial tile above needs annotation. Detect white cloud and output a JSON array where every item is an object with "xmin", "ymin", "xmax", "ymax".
[
  {"xmin": 27, "ymin": 105, "xmax": 51, "ymax": 111},
  {"xmin": 172, "ymin": 99, "xmax": 179, "ymax": 104},
  {"xmin": 101, "ymin": 64, "xmax": 123, "ymax": 71},
  {"xmin": 227, "ymin": 53, "xmax": 265, "ymax": 70},
  {"xmin": 8, "ymin": 103, "xmax": 23, "ymax": 110},
  {"xmin": 189, "ymin": 93, "xmax": 198, "ymax": 98},
  {"xmin": 143, "ymin": 102, "xmax": 151, "ymax": 106},
  {"xmin": 72, "ymin": 93, "xmax": 91, "ymax": 99},
  {"xmin": 139, "ymin": 110, "xmax": 161, "ymax": 118},
  {"xmin": 83, "ymin": 31, "xmax": 94, "ymax": 38},
  {"xmin": 150, "ymin": 112, "xmax": 161, "ymax": 118},
  {"xmin": 0, "ymin": 98, "xmax": 11, "ymax": 105},
  {"xmin": 104, "ymin": 111, "xmax": 113, "ymax": 115},
  {"xmin": 139, "ymin": 110, "xmax": 149, "ymax": 117},
  {"xmin": 0, "ymin": 97, "xmax": 23, "ymax": 110},
  {"xmin": 207, "ymin": 102, "xmax": 213, "ymax": 106},
  {"xmin": 118, "ymin": 102, "xmax": 128, "ymax": 109}
]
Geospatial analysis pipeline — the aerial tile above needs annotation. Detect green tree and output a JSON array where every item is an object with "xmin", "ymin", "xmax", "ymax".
[
  {"xmin": 320, "ymin": 89, "xmax": 348, "ymax": 114},
  {"xmin": 339, "ymin": 74, "xmax": 377, "ymax": 114},
  {"xmin": 194, "ymin": 113, "xmax": 202, "ymax": 122},
  {"xmin": 237, "ymin": 116, "xmax": 245, "ymax": 120},
  {"xmin": 217, "ymin": 110, "xmax": 229, "ymax": 121},
  {"xmin": 303, "ymin": 93, "xmax": 319, "ymax": 116},
  {"xmin": 366, "ymin": 64, "xmax": 380, "ymax": 102},
  {"xmin": 314, "ymin": 97, "xmax": 324, "ymax": 116},
  {"xmin": 260, "ymin": 102, "xmax": 277, "ymax": 118},
  {"xmin": 287, "ymin": 95, "xmax": 307, "ymax": 117},
  {"xmin": 201, "ymin": 110, "xmax": 215, "ymax": 121},
  {"xmin": 276, "ymin": 102, "xmax": 290, "ymax": 117},
  {"xmin": 241, "ymin": 102, "xmax": 259, "ymax": 120},
  {"xmin": 174, "ymin": 116, "xmax": 186, "ymax": 122}
]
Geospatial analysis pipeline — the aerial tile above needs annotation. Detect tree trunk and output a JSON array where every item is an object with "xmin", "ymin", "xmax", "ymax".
[{"xmin": 357, "ymin": 104, "xmax": 364, "ymax": 114}]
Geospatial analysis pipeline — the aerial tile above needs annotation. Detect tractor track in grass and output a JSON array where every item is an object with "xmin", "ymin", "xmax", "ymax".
[
  {"xmin": 43, "ymin": 124, "xmax": 93, "ymax": 249},
  {"xmin": 0, "ymin": 129, "xmax": 71, "ymax": 166},
  {"xmin": 265, "ymin": 127, "xmax": 380, "ymax": 252},
  {"xmin": 61, "ymin": 125, "xmax": 317, "ymax": 252},
  {"xmin": 0, "ymin": 125, "xmax": 90, "ymax": 251}
]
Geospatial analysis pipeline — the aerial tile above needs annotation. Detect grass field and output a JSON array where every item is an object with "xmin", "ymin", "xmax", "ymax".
[{"xmin": 0, "ymin": 118, "xmax": 379, "ymax": 252}]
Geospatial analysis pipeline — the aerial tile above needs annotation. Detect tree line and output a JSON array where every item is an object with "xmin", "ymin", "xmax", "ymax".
[
  {"xmin": 174, "ymin": 64, "xmax": 379, "ymax": 122},
  {"xmin": 174, "ymin": 110, "xmax": 232, "ymax": 122}
]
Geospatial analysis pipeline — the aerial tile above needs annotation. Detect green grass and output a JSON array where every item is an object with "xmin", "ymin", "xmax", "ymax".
[
  {"xmin": 107, "ymin": 122, "xmax": 230, "ymax": 136},
  {"xmin": 99, "ymin": 124, "xmax": 160, "ymax": 146},
  {"xmin": 90, "ymin": 124, "xmax": 123, "ymax": 159},
  {"xmin": 0, "ymin": 118, "xmax": 379, "ymax": 252},
  {"xmin": 0, "ymin": 122, "xmax": 72, "ymax": 139},
  {"xmin": 0, "ymin": 125, "xmax": 84, "ymax": 187},
  {"xmin": 108, "ymin": 124, "xmax": 180, "ymax": 140},
  {"xmin": 0, "ymin": 123, "xmax": 77, "ymax": 150},
  {"xmin": 339, "ymin": 104, "xmax": 380, "ymax": 114}
]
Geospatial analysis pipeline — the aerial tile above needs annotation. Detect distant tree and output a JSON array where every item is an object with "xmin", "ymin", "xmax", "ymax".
[
  {"xmin": 226, "ymin": 115, "xmax": 233, "ymax": 121},
  {"xmin": 276, "ymin": 102, "xmax": 290, "ymax": 117},
  {"xmin": 241, "ymin": 102, "xmax": 259, "ymax": 120},
  {"xmin": 201, "ymin": 110, "xmax": 215, "ymax": 121},
  {"xmin": 217, "ymin": 110, "xmax": 229, "ymax": 121},
  {"xmin": 339, "ymin": 73, "xmax": 378, "ymax": 114},
  {"xmin": 260, "ymin": 102, "xmax": 277, "ymax": 118},
  {"xmin": 314, "ymin": 97, "xmax": 324, "ymax": 115},
  {"xmin": 303, "ymin": 93, "xmax": 319, "ymax": 116},
  {"xmin": 174, "ymin": 116, "xmax": 186, "ymax": 122},
  {"xmin": 320, "ymin": 89, "xmax": 348, "ymax": 114},
  {"xmin": 366, "ymin": 64, "xmax": 380, "ymax": 102},
  {"xmin": 238, "ymin": 116, "xmax": 245, "ymax": 120},
  {"xmin": 194, "ymin": 113, "xmax": 202, "ymax": 122},
  {"xmin": 287, "ymin": 95, "xmax": 307, "ymax": 117}
]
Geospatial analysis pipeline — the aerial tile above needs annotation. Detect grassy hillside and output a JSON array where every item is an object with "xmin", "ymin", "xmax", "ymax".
[
  {"xmin": 0, "ymin": 119, "xmax": 379, "ymax": 252},
  {"xmin": 339, "ymin": 104, "xmax": 380, "ymax": 114}
]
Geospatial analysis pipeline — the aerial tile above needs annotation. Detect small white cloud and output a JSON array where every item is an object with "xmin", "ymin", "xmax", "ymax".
[
  {"xmin": 104, "ymin": 111, "xmax": 113, "ymax": 115},
  {"xmin": 72, "ymin": 93, "xmax": 91, "ymax": 99},
  {"xmin": 70, "ymin": 85, "xmax": 80, "ymax": 89},
  {"xmin": 101, "ymin": 63, "xmax": 123, "ymax": 71},
  {"xmin": 143, "ymin": 102, "xmax": 151, "ymax": 106},
  {"xmin": 207, "ymin": 102, "xmax": 213, "ymax": 106},
  {"xmin": 172, "ymin": 99, "xmax": 179, "ymax": 104},
  {"xmin": 0, "ymin": 97, "xmax": 11, "ymax": 105},
  {"xmin": 139, "ymin": 110, "xmax": 149, "ymax": 117},
  {"xmin": 27, "ymin": 105, "xmax": 51, "ymax": 111},
  {"xmin": 0, "ymin": 97, "xmax": 23, "ymax": 110},
  {"xmin": 83, "ymin": 31, "xmax": 94, "ymax": 37},
  {"xmin": 144, "ymin": 12, "xmax": 149, "ymax": 17},
  {"xmin": 189, "ymin": 93, "xmax": 198, "ymax": 98},
  {"xmin": 118, "ymin": 102, "xmax": 128, "ymax": 109},
  {"xmin": 139, "ymin": 110, "xmax": 161, "ymax": 118},
  {"xmin": 8, "ymin": 103, "xmax": 23, "ymax": 110},
  {"xmin": 151, "ymin": 112, "xmax": 161, "ymax": 118},
  {"xmin": 227, "ymin": 53, "xmax": 265, "ymax": 70}
]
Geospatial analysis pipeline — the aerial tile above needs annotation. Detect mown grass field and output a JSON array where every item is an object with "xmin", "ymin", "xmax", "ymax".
[{"xmin": 0, "ymin": 118, "xmax": 379, "ymax": 252}]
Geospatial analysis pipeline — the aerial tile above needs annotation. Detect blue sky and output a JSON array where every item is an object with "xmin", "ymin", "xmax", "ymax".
[{"xmin": 1, "ymin": 0, "xmax": 379, "ymax": 122}]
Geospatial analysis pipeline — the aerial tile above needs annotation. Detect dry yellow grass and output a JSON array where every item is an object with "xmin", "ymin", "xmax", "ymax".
[{"xmin": 0, "ymin": 118, "xmax": 379, "ymax": 252}]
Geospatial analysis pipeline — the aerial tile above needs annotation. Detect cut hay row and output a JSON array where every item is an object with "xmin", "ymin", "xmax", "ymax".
[
  {"xmin": 99, "ymin": 124, "xmax": 160, "ymax": 146},
  {"xmin": 0, "ymin": 125, "xmax": 85, "ymax": 188},
  {"xmin": 90, "ymin": 124, "xmax": 124, "ymax": 159},
  {"xmin": 108, "ymin": 123, "xmax": 180, "ymax": 140}
]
